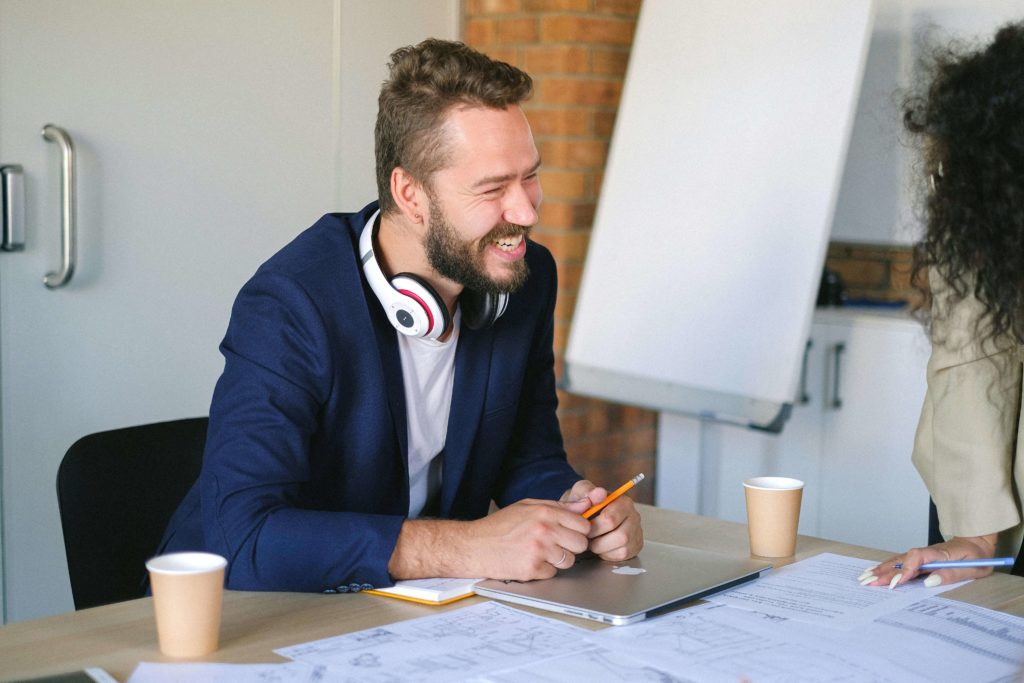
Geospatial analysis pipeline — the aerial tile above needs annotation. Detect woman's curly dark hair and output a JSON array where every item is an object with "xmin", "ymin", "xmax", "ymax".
[{"xmin": 906, "ymin": 21, "xmax": 1024, "ymax": 345}]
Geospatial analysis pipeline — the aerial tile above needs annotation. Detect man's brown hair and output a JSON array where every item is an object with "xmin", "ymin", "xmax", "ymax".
[{"xmin": 375, "ymin": 39, "xmax": 533, "ymax": 214}]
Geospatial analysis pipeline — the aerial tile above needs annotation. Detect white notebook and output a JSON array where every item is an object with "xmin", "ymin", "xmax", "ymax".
[{"xmin": 365, "ymin": 577, "xmax": 481, "ymax": 605}]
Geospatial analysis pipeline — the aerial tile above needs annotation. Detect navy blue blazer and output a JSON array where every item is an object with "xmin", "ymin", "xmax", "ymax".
[{"xmin": 158, "ymin": 202, "xmax": 581, "ymax": 592}]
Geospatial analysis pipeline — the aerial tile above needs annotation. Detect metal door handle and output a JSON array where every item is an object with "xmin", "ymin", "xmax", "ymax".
[
  {"xmin": 798, "ymin": 338, "xmax": 812, "ymax": 404},
  {"xmin": 0, "ymin": 165, "xmax": 24, "ymax": 251},
  {"xmin": 41, "ymin": 124, "xmax": 76, "ymax": 288},
  {"xmin": 831, "ymin": 342, "xmax": 846, "ymax": 409}
]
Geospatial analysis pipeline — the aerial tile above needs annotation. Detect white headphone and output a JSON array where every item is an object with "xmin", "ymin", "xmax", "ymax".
[
  {"xmin": 360, "ymin": 210, "xmax": 511, "ymax": 338},
  {"xmin": 360, "ymin": 211, "xmax": 451, "ymax": 340}
]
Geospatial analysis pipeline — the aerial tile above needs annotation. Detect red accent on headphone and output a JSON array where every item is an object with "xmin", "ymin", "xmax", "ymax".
[{"xmin": 398, "ymin": 289, "xmax": 435, "ymax": 333}]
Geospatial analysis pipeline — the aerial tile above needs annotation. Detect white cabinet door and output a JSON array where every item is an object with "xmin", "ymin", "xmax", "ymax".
[
  {"xmin": 817, "ymin": 316, "xmax": 931, "ymax": 552},
  {"xmin": 0, "ymin": 0, "xmax": 455, "ymax": 623},
  {"xmin": 656, "ymin": 312, "xmax": 931, "ymax": 552},
  {"xmin": 656, "ymin": 325, "xmax": 826, "ymax": 536}
]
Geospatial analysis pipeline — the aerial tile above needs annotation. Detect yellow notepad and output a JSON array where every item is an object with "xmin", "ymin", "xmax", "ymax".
[{"xmin": 365, "ymin": 577, "xmax": 482, "ymax": 606}]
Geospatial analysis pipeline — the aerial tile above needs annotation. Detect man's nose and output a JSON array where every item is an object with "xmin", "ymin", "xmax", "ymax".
[{"xmin": 503, "ymin": 182, "xmax": 540, "ymax": 226}]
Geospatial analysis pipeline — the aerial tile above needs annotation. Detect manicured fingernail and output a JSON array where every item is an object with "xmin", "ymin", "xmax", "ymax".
[
  {"xmin": 888, "ymin": 574, "xmax": 902, "ymax": 590},
  {"xmin": 857, "ymin": 569, "xmax": 876, "ymax": 581},
  {"xmin": 924, "ymin": 574, "xmax": 942, "ymax": 588},
  {"xmin": 859, "ymin": 574, "xmax": 877, "ymax": 585}
]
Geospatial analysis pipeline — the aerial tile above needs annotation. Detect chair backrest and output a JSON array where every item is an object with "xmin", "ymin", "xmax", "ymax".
[{"xmin": 56, "ymin": 417, "xmax": 208, "ymax": 610}]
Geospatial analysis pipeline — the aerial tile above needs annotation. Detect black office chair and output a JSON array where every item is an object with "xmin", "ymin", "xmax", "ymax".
[
  {"xmin": 56, "ymin": 417, "xmax": 208, "ymax": 610},
  {"xmin": 928, "ymin": 499, "xmax": 1024, "ymax": 577}
]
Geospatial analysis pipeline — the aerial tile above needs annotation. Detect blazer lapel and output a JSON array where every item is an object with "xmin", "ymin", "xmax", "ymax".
[
  {"xmin": 439, "ymin": 323, "xmax": 493, "ymax": 516},
  {"xmin": 368, "ymin": 293, "xmax": 409, "ymax": 480}
]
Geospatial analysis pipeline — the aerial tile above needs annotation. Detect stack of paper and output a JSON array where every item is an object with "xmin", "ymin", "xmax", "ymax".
[{"xmin": 126, "ymin": 554, "xmax": 1024, "ymax": 683}]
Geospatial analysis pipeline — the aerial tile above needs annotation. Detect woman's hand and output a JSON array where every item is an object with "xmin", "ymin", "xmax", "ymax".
[{"xmin": 858, "ymin": 534, "xmax": 998, "ymax": 589}]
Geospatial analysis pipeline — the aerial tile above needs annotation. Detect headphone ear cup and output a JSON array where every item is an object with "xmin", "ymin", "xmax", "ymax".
[
  {"xmin": 461, "ymin": 290, "xmax": 509, "ymax": 330},
  {"xmin": 390, "ymin": 273, "xmax": 451, "ymax": 340}
]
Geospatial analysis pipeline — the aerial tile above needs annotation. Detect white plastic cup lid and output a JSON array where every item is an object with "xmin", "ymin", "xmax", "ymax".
[
  {"xmin": 146, "ymin": 552, "xmax": 227, "ymax": 575},
  {"xmin": 743, "ymin": 476, "xmax": 804, "ymax": 491}
]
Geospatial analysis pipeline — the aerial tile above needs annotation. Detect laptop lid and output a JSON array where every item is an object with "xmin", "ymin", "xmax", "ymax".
[{"xmin": 473, "ymin": 541, "xmax": 771, "ymax": 626}]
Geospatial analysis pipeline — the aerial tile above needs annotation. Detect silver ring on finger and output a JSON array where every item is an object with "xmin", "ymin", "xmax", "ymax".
[{"xmin": 553, "ymin": 549, "xmax": 568, "ymax": 568}]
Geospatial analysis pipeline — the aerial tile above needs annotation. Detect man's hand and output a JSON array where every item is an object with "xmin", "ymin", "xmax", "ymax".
[
  {"xmin": 388, "ymin": 499, "xmax": 592, "ymax": 582},
  {"xmin": 561, "ymin": 479, "xmax": 644, "ymax": 562},
  {"xmin": 859, "ymin": 534, "xmax": 998, "ymax": 589}
]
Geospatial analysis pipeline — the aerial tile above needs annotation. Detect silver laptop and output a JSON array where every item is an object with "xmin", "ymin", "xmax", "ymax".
[{"xmin": 473, "ymin": 541, "xmax": 771, "ymax": 626}]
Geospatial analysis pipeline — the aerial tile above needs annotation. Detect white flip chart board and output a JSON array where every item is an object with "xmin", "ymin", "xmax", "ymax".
[{"xmin": 564, "ymin": 0, "xmax": 875, "ymax": 431}]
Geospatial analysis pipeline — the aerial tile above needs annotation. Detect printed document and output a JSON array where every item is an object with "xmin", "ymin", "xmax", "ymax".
[
  {"xmin": 591, "ymin": 597, "xmax": 1024, "ymax": 682},
  {"xmin": 471, "ymin": 646, "xmax": 681, "ymax": 682},
  {"xmin": 276, "ymin": 600, "xmax": 593, "ymax": 682},
  {"xmin": 707, "ymin": 552, "xmax": 965, "ymax": 627},
  {"xmin": 255, "ymin": 553, "xmax": 1024, "ymax": 682},
  {"xmin": 127, "ymin": 661, "xmax": 326, "ymax": 683}
]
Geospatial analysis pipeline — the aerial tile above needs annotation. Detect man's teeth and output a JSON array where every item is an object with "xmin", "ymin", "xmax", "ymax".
[{"xmin": 494, "ymin": 234, "xmax": 524, "ymax": 252}]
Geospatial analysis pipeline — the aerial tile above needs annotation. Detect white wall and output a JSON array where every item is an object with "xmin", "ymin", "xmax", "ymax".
[
  {"xmin": 336, "ymin": 0, "xmax": 460, "ymax": 210},
  {"xmin": 832, "ymin": 0, "xmax": 1024, "ymax": 244}
]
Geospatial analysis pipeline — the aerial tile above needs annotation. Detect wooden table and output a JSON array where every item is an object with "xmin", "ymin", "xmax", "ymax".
[{"xmin": 2, "ymin": 505, "xmax": 1022, "ymax": 681}]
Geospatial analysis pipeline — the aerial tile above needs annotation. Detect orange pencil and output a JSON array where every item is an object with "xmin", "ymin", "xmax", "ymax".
[{"xmin": 582, "ymin": 473, "xmax": 645, "ymax": 519}]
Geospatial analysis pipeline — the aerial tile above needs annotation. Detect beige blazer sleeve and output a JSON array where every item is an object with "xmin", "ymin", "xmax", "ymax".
[{"xmin": 911, "ymin": 271, "xmax": 1024, "ymax": 556}]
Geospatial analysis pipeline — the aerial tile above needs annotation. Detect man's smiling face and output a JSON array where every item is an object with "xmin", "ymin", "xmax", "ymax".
[{"xmin": 422, "ymin": 105, "xmax": 542, "ymax": 295}]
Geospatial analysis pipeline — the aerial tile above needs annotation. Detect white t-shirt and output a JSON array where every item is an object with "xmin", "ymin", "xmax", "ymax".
[{"xmin": 397, "ymin": 310, "xmax": 459, "ymax": 517}]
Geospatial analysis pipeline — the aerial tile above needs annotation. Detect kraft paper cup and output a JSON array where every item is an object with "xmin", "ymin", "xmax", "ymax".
[
  {"xmin": 146, "ymin": 552, "xmax": 227, "ymax": 658},
  {"xmin": 743, "ymin": 477, "xmax": 804, "ymax": 558}
]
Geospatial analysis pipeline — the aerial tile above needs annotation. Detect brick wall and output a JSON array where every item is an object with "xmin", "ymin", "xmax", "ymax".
[
  {"xmin": 463, "ymin": 0, "xmax": 656, "ymax": 503},
  {"xmin": 825, "ymin": 243, "xmax": 921, "ymax": 307}
]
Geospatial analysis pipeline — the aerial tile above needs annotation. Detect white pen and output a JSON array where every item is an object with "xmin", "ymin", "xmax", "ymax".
[{"xmin": 893, "ymin": 557, "xmax": 1015, "ymax": 570}]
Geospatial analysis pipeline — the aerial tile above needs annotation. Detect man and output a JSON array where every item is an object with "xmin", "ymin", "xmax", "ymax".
[{"xmin": 158, "ymin": 39, "xmax": 643, "ymax": 592}]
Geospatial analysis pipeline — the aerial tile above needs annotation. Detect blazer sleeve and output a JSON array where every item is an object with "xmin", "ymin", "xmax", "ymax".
[
  {"xmin": 912, "ymin": 270, "xmax": 1024, "ymax": 546},
  {"xmin": 200, "ymin": 270, "xmax": 404, "ymax": 592},
  {"xmin": 493, "ymin": 247, "xmax": 581, "ymax": 506}
]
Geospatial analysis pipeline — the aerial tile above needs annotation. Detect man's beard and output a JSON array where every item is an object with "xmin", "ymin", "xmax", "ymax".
[{"xmin": 424, "ymin": 200, "xmax": 531, "ymax": 296}]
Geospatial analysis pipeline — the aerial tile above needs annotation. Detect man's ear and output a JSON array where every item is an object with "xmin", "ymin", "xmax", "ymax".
[{"xmin": 390, "ymin": 167, "xmax": 427, "ymax": 226}]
